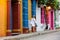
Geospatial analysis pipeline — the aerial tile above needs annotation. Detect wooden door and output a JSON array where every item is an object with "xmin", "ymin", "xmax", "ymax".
[{"xmin": 11, "ymin": 0, "xmax": 20, "ymax": 34}]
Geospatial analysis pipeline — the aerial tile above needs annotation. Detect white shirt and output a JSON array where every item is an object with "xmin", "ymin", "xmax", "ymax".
[{"xmin": 30, "ymin": 18, "xmax": 37, "ymax": 26}]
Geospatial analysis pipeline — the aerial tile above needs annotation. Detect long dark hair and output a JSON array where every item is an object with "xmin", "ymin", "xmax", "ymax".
[{"xmin": 32, "ymin": 15, "xmax": 36, "ymax": 19}]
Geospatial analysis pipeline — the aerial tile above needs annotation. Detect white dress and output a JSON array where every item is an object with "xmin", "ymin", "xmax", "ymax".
[
  {"xmin": 29, "ymin": 18, "xmax": 37, "ymax": 30},
  {"xmin": 30, "ymin": 18, "xmax": 37, "ymax": 27}
]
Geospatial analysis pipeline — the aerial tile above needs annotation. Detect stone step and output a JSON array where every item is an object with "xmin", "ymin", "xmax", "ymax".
[{"xmin": 11, "ymin": 33, "xmax": 20, "ymax": 36}]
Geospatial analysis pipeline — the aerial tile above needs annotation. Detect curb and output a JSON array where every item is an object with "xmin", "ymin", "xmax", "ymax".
[{"xmin": 0, "ymin": 29, "xmax": 60, "ymax": 40}]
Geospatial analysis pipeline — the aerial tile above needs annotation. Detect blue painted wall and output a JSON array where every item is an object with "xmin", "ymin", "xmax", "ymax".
[
  {"xmin": 23, "ymin": 0, "xmax": 28, "ymax": 28},
  {"xmin": 32, "ymin": 0, "xmax": 36, "ymax": 16}
]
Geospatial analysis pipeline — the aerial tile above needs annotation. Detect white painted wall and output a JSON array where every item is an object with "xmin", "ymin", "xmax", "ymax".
[
  {"xmin": 36, "ymin": 5, "xmax": 41, "ymax": 31},
  {"xmin": 55, "ymin": 10, "xmax": 60, "ymax": 27},
  {"xmin": 58, "ymin": 10, "xmax": 60, "ymax": 27},
  {"xmin": 36, "ymin": 5, "xmax": 46, "ymax": 31}
]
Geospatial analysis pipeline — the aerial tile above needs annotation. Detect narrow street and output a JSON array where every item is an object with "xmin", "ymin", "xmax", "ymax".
[{"xmin": 21, "ymin": 31, "xmax": 60, "ymax": 40}]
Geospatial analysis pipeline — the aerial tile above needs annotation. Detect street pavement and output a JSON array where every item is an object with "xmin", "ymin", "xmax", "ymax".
[{"xmin": 20, "ymin": 31, "xmax": 60, "ymax": 40}]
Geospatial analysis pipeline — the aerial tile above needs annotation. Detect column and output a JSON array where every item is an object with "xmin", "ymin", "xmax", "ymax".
[
  {"xmin": 31, "ymin": 0, "xmax": 36, "ymax": 32},
  {"xmin": 46, "ymin": 10, "xmax": 50, "ymax": 30},
  {"xmin": 36, "ymin": 4, "xmax": 41, "ymax": 31},
  {"xmin": 50, "ymin": 9, "xmax": 54, "ymax": 30},
  {"xmin": 32, "ymin": 0, "xmax": 36, "ymax": 16},
  {"xmin": 23, "ymin": 0, "xmax": 29, "ymax": 33},
  {"xmin": 19, "ymin": 0, "xmax": 23, "ymax": 33},
  {"xmin": 28, "ymin": 0, "xmax": 32, "ymax": 32},
  {"xmin": 7, "ymin": 0, "xmax": 12, "ymax": 36},
  {"xmin": 41, "ymin": 7, "xmax": 45, "ymax": 24},
  {"xmin": 28, "ymin": 0, "xmax": 32, "ymax": 20},
  {"xmin": 41, "ymin": 6, "xmax": 45, "ymax": 31},
  {"xmin": 0, "ymin": 0, "xmax": 7, "ymax": 37}
]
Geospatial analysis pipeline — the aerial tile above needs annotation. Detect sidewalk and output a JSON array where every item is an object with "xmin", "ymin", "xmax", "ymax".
[{"xmin": 0, "ymin": 29, "xmax": 60, "ymax": 40}]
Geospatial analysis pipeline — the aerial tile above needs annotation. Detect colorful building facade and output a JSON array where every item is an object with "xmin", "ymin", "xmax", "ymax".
[
  {"xmin": 0, "ymin": 0, "xmax": 37, "ymax": 36},
  {"xmin": 0, "ymin": 0, "xmax": 55, "ymax": 37}
]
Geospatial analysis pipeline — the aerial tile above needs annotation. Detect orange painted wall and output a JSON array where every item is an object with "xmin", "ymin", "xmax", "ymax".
[
  {"xmin": 0, "ymin": 0, "xmax": 7, "ymax": 37},
  {"xmin": 19, "ymin": 0, "xmax": 23, "ymax": 33}
]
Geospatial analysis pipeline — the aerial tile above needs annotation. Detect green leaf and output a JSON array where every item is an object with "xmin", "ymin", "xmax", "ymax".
[{"xmin": 38, "ymin": 0, "xmax": 59, "ymax": 9}]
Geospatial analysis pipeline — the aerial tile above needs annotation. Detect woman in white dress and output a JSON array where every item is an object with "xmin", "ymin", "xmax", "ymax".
[{"xmin": 30, "ymin": 16, "xmax": 37, "ymax": 32}]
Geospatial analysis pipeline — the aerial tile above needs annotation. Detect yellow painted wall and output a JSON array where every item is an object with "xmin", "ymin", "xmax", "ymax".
[
  {"xmin": 19, "ymin": 0, "xmax": 23, "ymax": 33},
  {"xmin": 28, "ymin": 0, "xmax": 32, "ymax": 20},
  {"xmin": 0, "ymin": 0, "xmax": 7, "ymax": 36}
]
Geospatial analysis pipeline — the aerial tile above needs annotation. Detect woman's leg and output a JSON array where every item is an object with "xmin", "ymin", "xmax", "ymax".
[{"xmin": 32, "ymin": 26, "xmax": 36, "ymax": 32}]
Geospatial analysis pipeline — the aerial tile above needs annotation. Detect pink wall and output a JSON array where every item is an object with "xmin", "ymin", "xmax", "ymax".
[
  {"xmin": 41, "ymin": 7, "xmax": 45, "ymax": 24},
  {"xmin": 48, "ymin": 9, "xmax": 54, "ymax": 30}
]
